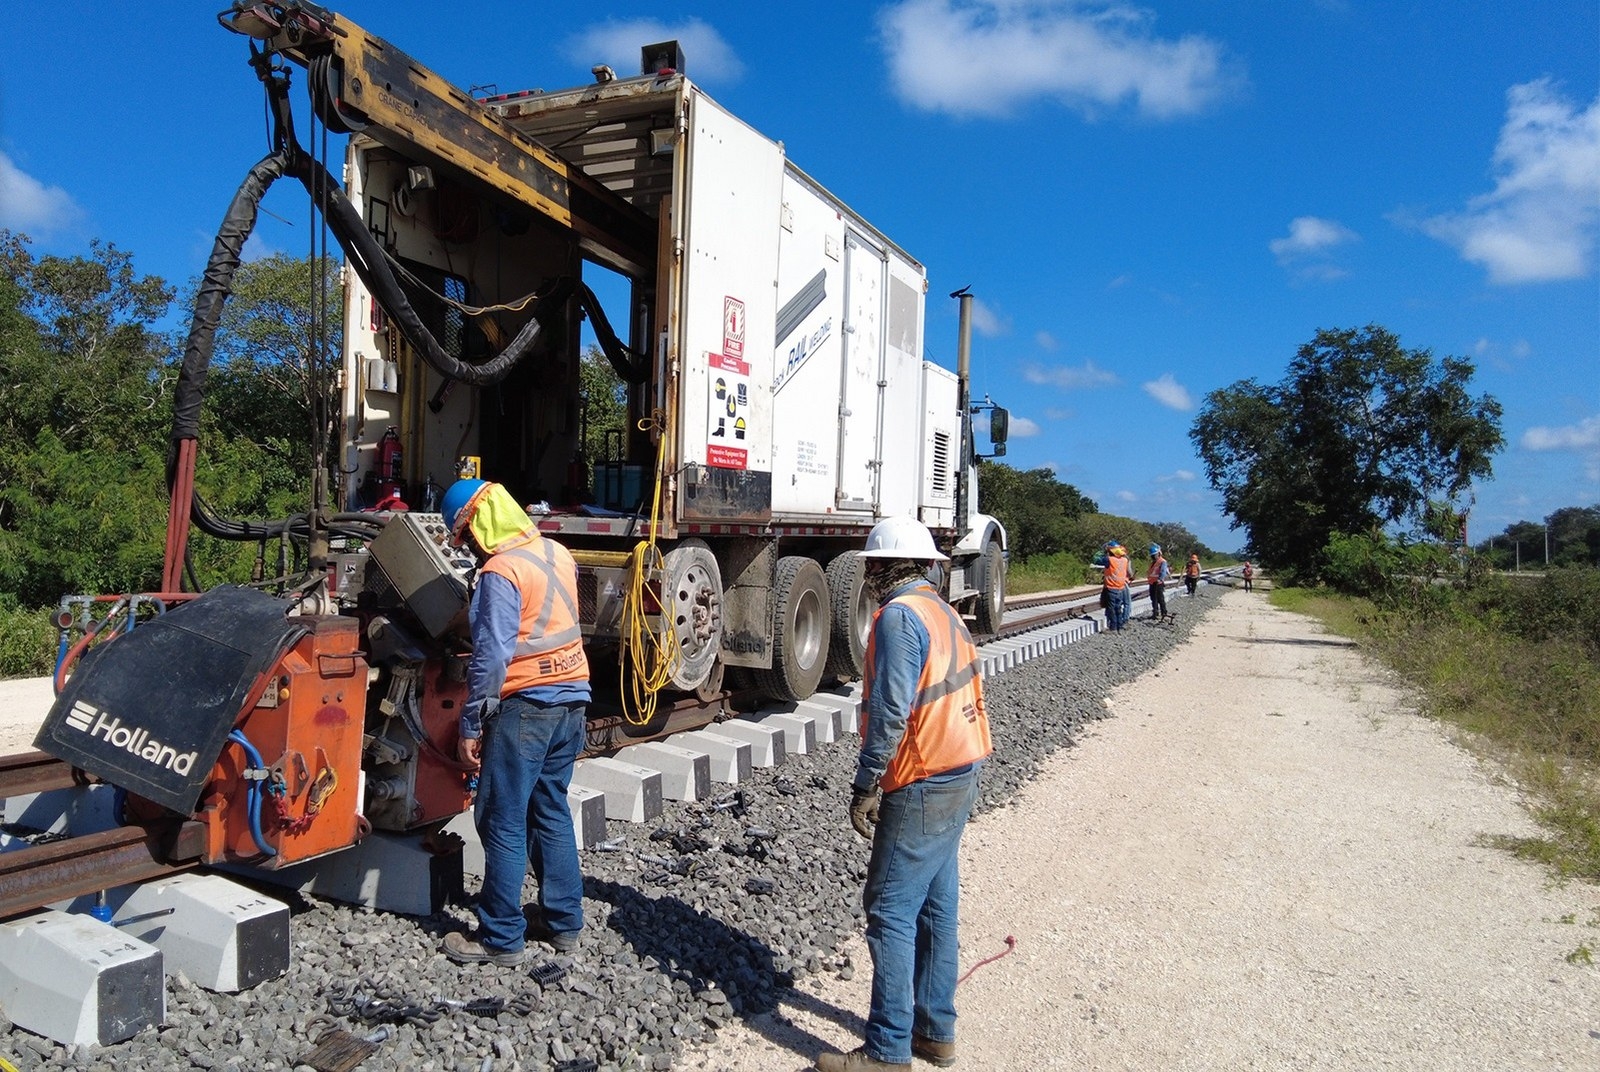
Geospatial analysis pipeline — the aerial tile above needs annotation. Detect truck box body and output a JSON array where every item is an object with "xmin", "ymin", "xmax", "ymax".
[{"xmin": 337, "ymin": 72, "xmax": 952, "ymax": 537}]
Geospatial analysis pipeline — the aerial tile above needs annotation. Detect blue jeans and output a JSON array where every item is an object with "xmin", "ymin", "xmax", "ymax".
[
  {"xmin": 862, "ymin": 764, "xmax": 981, "ymax": 1064},
  {"xmin": 473, "ymin": 696, "xmax": 586, "ymax": 952},
  {"xmin": 1107, "ymin": 586, "xmax": 1131, "ymax": 630}
]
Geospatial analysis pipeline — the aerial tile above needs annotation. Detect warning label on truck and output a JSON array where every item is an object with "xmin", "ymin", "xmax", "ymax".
[
  {"xmin": 723, "ymin": 296, "xmax": 746, "ymax": 360},
  {"xmin": 707, "ymin": 351, "xmax": 749, "ymax": 470}
]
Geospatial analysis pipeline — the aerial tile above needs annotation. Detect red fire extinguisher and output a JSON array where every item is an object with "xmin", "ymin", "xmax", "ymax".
[{"xmin": 375, "ymin": 426, "xmax": 406, "ymax": 508}]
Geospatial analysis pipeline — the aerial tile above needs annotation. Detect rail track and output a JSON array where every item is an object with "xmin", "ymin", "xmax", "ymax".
[{"xmin": 0, "ymin": 572, "xmax": 1241, "ymax": 922}]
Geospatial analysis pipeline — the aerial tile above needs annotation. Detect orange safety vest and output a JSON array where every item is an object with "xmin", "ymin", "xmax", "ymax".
[
  {"xmin": 862, "ymin": 586, "xmax": 992, "ymax": 793},
  {"xmin": 1103, "ymin": 555, "xmax": 1131, "ymax": 590},
  {"xmin": 479, "ymin": 533, "xmax": 589, "ymax": 694},
  {"xmin": 1185, "ymin": 559, "xmax": 1201, "ymax": 578},
  {"xmin": 1147, "ymin": 556, "xmax": 1166, "ymax": 584}
]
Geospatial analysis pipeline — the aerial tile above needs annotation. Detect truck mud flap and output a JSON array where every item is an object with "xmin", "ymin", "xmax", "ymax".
[{"xmin": 35, "ymin": 586, "xmax": 306, "ymax": 815}]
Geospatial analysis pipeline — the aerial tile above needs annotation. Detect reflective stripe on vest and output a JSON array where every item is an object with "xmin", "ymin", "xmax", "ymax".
[
  {"xmin": 1147, "ymin": 557, "xmax": 1166, "ymax": 584},
  {"xmin": 864, "ymin": 587, "xmax": 992, "ymax": 793},
  {"xmin": 480, "ymin": 536, "xmax": 588, "ymax": 694}
]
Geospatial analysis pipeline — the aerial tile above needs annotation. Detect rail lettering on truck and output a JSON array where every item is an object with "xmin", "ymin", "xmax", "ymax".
[
  {"xmin": 771, "ymin": 317, "xmax": 833, "ymax": 395},
  {"xmin": 64, "ymin": 700, "xmax": 199, "ymax": 775},
  {"xmin": 707, "ymin": 351, "xmax": 751, "ymax": 470}
]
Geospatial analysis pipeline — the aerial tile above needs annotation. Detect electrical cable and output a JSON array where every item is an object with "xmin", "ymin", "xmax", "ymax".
[
  {"xmin": 956, "ymin": 934, "xmax": 1016, "ymax": 986},
  {"xmin": 617, "ymin": 412, "xmax": 678, "ymax": 725}
]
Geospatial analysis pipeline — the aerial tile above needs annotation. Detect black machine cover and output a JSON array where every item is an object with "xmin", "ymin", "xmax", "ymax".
[{"xmin": 35, "ymin": 586, "xmax": 307, "ymax": 815}]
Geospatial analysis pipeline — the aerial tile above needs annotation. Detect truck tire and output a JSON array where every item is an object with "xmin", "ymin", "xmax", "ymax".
[
  {"xmin": 973, "ymin": 540, "xmax": 1005, "ymax": 635},
  {"xmin": 663, "ymin": 539, "xmax": 723, "ymax": 692},
  {"xmin": 755, "ymin": 556, "xmax": 829, "ymax": 702},
  {"xmin": 824, "ymin": 551, "xmax": 869, "ymax": 681}
]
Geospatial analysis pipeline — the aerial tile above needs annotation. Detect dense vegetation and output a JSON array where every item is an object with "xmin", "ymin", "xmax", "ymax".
[
  {"xmin": 976, "ymin": 461, "xmax": 1226, "ymax": 593},
  {"xmin": 0, "ymin": 232, "xmax": 325, "ymax": 675}
]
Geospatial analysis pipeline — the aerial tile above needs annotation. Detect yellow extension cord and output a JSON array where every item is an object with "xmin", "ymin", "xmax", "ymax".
[{"xmin": 618, "ymin": 413, "xmax": 679, "ymax": 724}]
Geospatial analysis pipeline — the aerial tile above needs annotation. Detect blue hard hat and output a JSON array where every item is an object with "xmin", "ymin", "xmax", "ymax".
[
  {"xmin": 441, "ymin": 478, "xmax": 488, "ymax": 539},
  {"xmin": 1149, "ymin": 543, "xmax": 1161, "ymax": 556}
]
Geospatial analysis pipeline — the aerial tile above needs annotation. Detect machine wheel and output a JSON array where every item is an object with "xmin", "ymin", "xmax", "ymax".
[
  {"xmin": 662, "ymin": 539, "xmax": 723, "ymax": 692},
  {"xmin": 693, "ymin": 657, "xmax": 726, "ymax": 703},
  {"xmin": 824, "ymin": 551, "xmax": 869, "ymax": 681},
  {"xmin": 754, "ymin": 556, "xmax": 829, "ymax": 702},
  {"xmin": 972, "ymin": 540, "xmax": 1005, "ymax": 635}
]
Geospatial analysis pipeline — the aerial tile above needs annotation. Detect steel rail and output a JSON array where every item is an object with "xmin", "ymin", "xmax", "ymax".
[
  {"xmin": 0, "ymin": 821, "xmax": 205, "ymax": 919},
  {"xmin": 0, "ymin": 750, "xmax": 79, "ymax": 798}
]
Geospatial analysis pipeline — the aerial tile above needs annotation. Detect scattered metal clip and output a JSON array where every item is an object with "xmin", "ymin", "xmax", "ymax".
[{"xmin": 529, "ymin": 961, "xmax": 568, "ymax": 987}]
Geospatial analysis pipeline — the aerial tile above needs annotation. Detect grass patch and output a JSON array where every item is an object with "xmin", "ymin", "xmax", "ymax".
[{"xmin": 1278, "ymin": 585, "xmax": 1600, "ymax": 886}]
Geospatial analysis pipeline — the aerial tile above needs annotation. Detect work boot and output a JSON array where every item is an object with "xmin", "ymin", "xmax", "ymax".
[
  {"xmin": 441, "ymin": 930, "xmax": 530, "ymax": 967},
  {"xmin": 815, "ymin": 1046, "xmax": 911, "ymax": 1071},
  {"xmin": 525, "ymin": 913, "xmax": 580, "ymax": 953},
  {"xmin": 912, "ymin": 1034, "xmax": 957, "ymax": 1067}
]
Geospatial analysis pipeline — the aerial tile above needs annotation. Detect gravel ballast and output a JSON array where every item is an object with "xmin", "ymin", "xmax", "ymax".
[{"xmin": 1, "ymin": 596, "xmax": 1198, "ymax": 1071}]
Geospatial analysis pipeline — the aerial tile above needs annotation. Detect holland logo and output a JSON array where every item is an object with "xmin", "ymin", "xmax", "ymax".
[{"xmin": 65, "ymin": 699, "xmax": 199, "ymax": 775}]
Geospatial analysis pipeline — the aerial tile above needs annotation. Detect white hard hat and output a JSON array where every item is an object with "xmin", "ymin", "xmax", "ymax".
[{"xmin": 859, "ymin": 516, "xmax": 949, "ymax": 561}]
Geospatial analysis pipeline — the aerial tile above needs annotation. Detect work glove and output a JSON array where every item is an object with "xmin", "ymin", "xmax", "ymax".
[{"xmin": 849, "ymin": 784, "xmax": 881, "ymax": 840}]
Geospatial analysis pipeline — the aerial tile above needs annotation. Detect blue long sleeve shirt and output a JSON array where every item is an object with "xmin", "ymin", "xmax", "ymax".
[
  {"xmin": 461, "ymin": 568, "xmax": 591, "ymax": 739},
  {"xmin": 851, "ymin": 579, "xmax": 935, "ymax": 793}
]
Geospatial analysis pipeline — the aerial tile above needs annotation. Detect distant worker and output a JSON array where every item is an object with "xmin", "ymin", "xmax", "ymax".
[
  {"xmin": 1146, "ymin": 544, "xmax": 1171, "ymax": 622},
  {"xmin": 1184, "ymin": 553, "xmax": 1201, "ymax": 597},
  {"xmin": 818, "ymin": 516, "xmax": 992, "ymax": 1072},
  {"xmin": 1242, "ymin": 560, "xmax": 1255, "ymax": 593},
  {"xmin": 1093, "ymin": 540, "xmax": 1133, "ymax": 631},
  {"xmin": 439, "ymin": 478, "xmax": 590, "ymax": 967}
]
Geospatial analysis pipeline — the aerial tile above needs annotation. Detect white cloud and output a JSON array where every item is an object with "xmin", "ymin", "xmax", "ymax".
[
  {"xmin": 1034, "ymin": 329, "xmax": 1059, "ymax": 351},
  {"xmin": 567, "ymin": 19, "xmax": 743, "ymax": 83},
  {"xmin": 1420, "ymin": 79, "xmax": 1600, "ymax": 284},
  {"xmin": 878, "ymin": 1, "xmax": 1240, "ymax": 120},
  {"xmin": 1142, "ymin": 373, "xmax": 1195, "ymax": 411},
  {"xmin": 970, "ymin": 296, "xmax": 1009, "ymax": 336},
  {"xmin": 0, "ymin": 152, "xmax": 83, "ymax": 234},
  {"xmin": 1153, "ymin": 468, "xmax": 1196, "ymax": 483},
  {"xmin": 1023, "ymin": 359, "xmax": 1119, "ymax": 389},
  {"xmin": 1522, "ymin": 415, "xmax": 1600, "ymax": 451},
  {"xmin": 1269, "ymin": 216, "xmax": 1357, "ymax": 281},
  {"xmin": 1115, "ymin": 489, "xmax": 1138, "ymax": 503}
]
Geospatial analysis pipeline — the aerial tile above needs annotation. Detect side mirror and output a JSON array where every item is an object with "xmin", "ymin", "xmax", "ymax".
[{"xmin": 989, "ymin": 407, "xmax": 1009, "ymax": 447}]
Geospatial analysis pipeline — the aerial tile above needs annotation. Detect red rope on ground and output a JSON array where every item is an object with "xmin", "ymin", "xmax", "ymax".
[{"xmin": 957, "ymin": 934, "xmax": 1017, "ymax": 986}]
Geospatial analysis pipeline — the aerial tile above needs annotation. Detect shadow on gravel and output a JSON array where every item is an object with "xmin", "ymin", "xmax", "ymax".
[
  {"xmin": 1243, "ymin": 636, "xmax": 1359, "ymax": 649},
  {"xmin": 589, "ymin": 877, "xmax": 860, "ymax": 1068}
]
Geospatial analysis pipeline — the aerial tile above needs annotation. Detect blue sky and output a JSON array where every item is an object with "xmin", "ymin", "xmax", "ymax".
[{"xmin": 3, "ymin": 1, "xmax": 1596, "ymax": 550}]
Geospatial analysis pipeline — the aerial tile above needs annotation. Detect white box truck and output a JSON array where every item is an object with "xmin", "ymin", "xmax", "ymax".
[{"xmin": 197, "ymin": 6, "xmax": 1009, "ymax": 714}]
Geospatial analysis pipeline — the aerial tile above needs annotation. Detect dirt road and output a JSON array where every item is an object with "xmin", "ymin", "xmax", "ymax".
[{"xmin": 688, "ymin": 589, "xmax": 1600, "ymax": 1071}]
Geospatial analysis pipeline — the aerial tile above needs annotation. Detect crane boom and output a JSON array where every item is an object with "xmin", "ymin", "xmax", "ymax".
[{"xmin": 228, "ymin": 2, "xmax": 656, "ymax": 276}]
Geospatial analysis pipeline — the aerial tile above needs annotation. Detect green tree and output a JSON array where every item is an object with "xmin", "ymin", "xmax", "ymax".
[
  {"xmin": 976, "ymin": 462, "xmax": 1097, "ymax": 561},
  {"xmin": 576, "ymin": 344, "xmax": 628, "ymax": 501},
  {"xmin": 0, "ymin": 232, "xmax": 177, "ymax": 605},
  {"xmin": 1190, "ymin": 325, "xmax": 1503, "ymax": 582}
]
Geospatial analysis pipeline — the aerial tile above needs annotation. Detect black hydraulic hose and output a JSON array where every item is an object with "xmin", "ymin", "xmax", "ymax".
[{"xmin": 170, "ymin": 135, "xmax": 572, "ymax": 543}]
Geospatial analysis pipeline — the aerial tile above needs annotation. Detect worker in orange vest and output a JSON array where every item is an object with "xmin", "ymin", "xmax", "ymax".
[
  {"xmin": 1184, "ymin": 553, "xmax": 1201, "ymax": 596},
  {"xmin": 438, "ymin": 478, "xmax": 590, "ymax": 967},
  {"xmin": 819, "ymin": 516, "xmax": 992, "ymax": 1072},
  {"xmin": 1094, "ymin": 540, "xmax": 1133, "ymax": 631}
]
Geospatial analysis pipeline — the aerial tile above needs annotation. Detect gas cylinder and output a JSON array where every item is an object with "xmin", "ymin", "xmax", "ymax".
[{"xmin": 375, "ymin": 426, "xmax": 406, "ymax": 507}]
